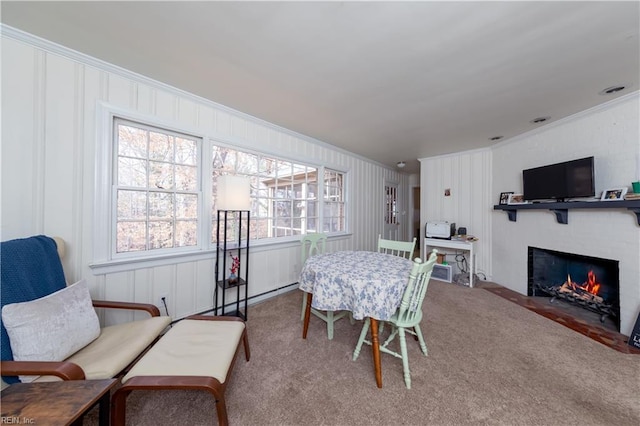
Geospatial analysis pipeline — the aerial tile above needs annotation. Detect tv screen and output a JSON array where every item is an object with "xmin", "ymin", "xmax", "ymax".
[{"xmin": 523, "ymin": 157, "xmax": 595, "ymax": 201}]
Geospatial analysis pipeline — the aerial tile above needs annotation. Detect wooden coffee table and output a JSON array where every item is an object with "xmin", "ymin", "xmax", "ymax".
[{"xmin": 1, "ymin": 379, "xmax": 117, "ymax": 426}]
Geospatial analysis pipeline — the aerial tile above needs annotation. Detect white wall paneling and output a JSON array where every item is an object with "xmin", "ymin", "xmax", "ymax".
[
  {"xmin": 421, "ymin": 95, "xmax": 639, "ymax": 335},
  {"xmin": 1, "ymin": 28, "xmax": 408, "ymax": 324},
  {"xmin": 419, "ymin": 149, "xmax": 493, "ymax": 281}
]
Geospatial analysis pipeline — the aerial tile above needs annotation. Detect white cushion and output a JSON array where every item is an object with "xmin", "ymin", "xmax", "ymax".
[
  {"xmin": 1, "ymin": 279, "xmax": 100, "ymax": 382},
  {"xmin": 122, "ymin": 319, "xmax": 244, "ymax": 384}
]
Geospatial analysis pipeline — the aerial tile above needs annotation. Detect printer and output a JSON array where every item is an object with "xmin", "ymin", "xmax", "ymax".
[{"xmin": 426, "ymin": 221, "xmax": 456, "ymax": 239}]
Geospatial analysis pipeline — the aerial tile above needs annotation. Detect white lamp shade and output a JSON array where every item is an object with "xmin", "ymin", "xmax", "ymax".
[{"xmin": 217, "ymin": 175, "xmax": 251, "ymax": 210}]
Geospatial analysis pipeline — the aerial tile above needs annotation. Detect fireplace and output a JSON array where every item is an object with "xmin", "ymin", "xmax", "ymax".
[{"xmin": 527, "ymin": 247, "xmax": 620, "ymax": 331}]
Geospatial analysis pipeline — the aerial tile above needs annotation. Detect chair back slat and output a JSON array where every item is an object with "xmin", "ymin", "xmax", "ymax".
[
  {"xmin": 396, "ymin": 249, "xmax": 438, "ymax": 324},
  {"xmin": 301, "ymin": 233, "xmax": 327, "ymax": 264},
  {"xmin": 377, "ymin": 234, "xmax": 416, "ymax": 259}
]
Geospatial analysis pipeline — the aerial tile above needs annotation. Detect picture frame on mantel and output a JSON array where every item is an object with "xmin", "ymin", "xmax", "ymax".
[
  {"xmin": 499, "ymin": 192, "xmax": 513, "ymax": 205},
  {"xmin": 507, "ymin": 193, "xmax": 527, "ymax": 205},
  {"xmin": 600, "ymin": 187, "xmax": 627, "ymax": 201}
]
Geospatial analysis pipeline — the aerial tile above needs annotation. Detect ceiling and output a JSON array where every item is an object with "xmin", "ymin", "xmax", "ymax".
[{"xmin": 2, "ymin": 1, "xmax": 639, "ymax": 174}]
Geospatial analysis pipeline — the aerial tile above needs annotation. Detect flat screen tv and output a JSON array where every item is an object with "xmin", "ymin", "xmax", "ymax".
[{"xmin": 523, "ymin": 156, "xmax": 595, "ymax": 202}]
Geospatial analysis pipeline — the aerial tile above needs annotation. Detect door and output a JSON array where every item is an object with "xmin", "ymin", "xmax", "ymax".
[{"xmin": 383, "ymin": 181, "xmax": 399, "ymax": 240}]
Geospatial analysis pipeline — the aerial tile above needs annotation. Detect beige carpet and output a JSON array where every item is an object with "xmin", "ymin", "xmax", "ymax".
[{"xmin": 87, "ymin": 280, "xmax": 640, "ymax": 425}]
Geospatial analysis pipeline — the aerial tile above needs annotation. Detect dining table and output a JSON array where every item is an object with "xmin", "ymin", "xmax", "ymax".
[{"xmin": 299, "ymin": 250, "xmax": 413, "ymax": 388}]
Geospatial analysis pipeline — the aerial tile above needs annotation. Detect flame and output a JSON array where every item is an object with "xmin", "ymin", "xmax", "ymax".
[
  {"xmin": 584, "ymin": 270, "xmax": 601, "ymax": 295},
  {"xmin": 566, "ymin": 271, "xmax": 601, "ymax": 296}
]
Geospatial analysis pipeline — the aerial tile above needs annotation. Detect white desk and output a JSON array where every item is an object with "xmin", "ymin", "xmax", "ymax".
[{"xmin": 424, "ymin": 237, "xmax": 476, "ymax": 288}]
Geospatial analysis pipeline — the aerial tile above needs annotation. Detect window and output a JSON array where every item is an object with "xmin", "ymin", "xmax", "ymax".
[
  {"xmin": 97, "ymin": 108, "xmax": 347, "ymax": 265},
  {"xmin": 212, "ymin": 146, "xmax": 345, "ymax": 242},
  {"xmin": 114, "ymin": 118, "xmax": 201, "ymax": 254}
]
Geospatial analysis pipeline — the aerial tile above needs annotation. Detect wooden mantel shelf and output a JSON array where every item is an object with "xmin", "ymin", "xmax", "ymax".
[{"xmin": 493, "ymin": 200, "xmax": 640, "ymax": 225}]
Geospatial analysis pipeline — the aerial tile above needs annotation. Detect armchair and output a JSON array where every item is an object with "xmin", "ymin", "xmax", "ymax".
[{"xmin": 1, "ymin": 235, "xmax": 171, "ymax": 385}]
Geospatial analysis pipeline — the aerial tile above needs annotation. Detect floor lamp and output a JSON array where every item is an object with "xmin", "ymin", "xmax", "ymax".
[{"xmin": 215, "ymin": 175, "xmax": 251, "ymax": 318}]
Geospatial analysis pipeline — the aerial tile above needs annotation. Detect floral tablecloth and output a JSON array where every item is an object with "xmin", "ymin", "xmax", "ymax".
[{"xmin": 298, "ymin": 251, "xmax": 413, "ymax": 321}]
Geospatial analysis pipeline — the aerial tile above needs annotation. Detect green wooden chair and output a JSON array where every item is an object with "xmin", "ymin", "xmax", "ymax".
[
  {"xmin": 377, "ymin": 234, "xmax": 417, "ymax": 259},
  {"xmin": 299, "ymin": 233, "xmax": 348, "ymax": 340},
  {"xmin": 352, "ymin": 249, "xmax": 438, "ymax": 389}
]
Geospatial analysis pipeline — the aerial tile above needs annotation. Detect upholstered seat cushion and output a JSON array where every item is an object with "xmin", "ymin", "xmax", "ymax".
[
  {"xmin": 32, "ymin": 315, "xmax": 172, "ymax": 382},
  {"xmin": 122, "ymin": 319, "xmax": 245, "ymax": 384}
]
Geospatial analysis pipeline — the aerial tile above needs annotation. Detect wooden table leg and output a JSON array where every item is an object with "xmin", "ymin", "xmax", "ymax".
[
  {"xmin": 97, "ymin": 390, "xmax": 111, "ymax": 426},
  {"xmin": 370, "ymin": 318, "xmax": 382, "ymax": 388},
  {"xmin": 302, "ymin": 293, "xmax": 313, "ymax": 339}
]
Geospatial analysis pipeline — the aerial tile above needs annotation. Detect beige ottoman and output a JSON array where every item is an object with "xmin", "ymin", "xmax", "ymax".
[{"xmin": 111, "ymin": 315, "xmax": 250, "ymax": 426}]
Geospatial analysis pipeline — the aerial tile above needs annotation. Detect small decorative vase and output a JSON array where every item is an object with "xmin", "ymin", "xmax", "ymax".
[{"xmin": 227, "ymin": 273, "xmax": 238, "ymax": 285}]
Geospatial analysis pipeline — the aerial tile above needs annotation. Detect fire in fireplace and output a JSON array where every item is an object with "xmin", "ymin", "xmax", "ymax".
[{"xmin": 528, "ymin": 247, "xmax": 620, "ymax": 331}]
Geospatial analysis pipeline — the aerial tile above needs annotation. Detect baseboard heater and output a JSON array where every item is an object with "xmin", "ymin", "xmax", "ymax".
[{"xmin": 189, "ymin": 282, "xmax": 299, "ymax": 321}]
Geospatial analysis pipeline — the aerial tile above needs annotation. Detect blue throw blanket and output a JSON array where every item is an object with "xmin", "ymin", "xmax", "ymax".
[{"xmin": 1, "ymin": 235, "xmax": 67, "ymax": 383}]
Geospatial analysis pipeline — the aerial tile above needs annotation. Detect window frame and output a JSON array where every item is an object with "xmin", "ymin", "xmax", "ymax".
[{"xmin": 91, "ymin": 103, "xmax": 349, "ymax": 273}]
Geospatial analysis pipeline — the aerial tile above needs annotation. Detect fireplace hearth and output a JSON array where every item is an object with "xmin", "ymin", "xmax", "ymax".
[{"xmin": 528, "ymin": 247, "xmax": 620, "ymax": 331}]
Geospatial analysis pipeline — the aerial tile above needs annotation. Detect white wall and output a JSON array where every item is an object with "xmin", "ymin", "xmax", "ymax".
[
  {"xmin": 419, "ymin": 149, "xmax": 493, "ymax": 279},
  {"xmin": 421, "ymin": 94, "xmax": 639, "ymax": 335},
  {"xmin": 1, "ymin": 27, "xmax": 410, "ymax": 323}
]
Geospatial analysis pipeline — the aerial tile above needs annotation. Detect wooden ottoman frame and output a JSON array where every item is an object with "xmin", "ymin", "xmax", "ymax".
[{"xmin": 111, "ymin": 315, "xmax": 250, "ymax": 426}]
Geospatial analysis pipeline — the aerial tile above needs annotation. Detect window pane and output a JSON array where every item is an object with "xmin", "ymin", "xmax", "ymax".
[
  {"xmin": 117, "ymin": 190, "xmax": 147, "ymax": 220},
  {"xmin": 175, "ymin": 137, "xmax": 197, "ymax": 165},
  {"xmin": 149, "ymin": 132, "xmax": 173, "ymax": 162},
  {"xmin": 118, "ymin": 125, "xmax": 147, "ymax": 158},
  {"xmin": 149, "ymin": 161, "xmax": 174, "ymax": 190},
  {"xmin": 149, "ymin": 221, "xmax": 174, "ymax": 249},
  {"xmin": 118, "ymin": 157, "xmax": 147, "ymax": 187},
  {"xmin": 276, "ymin": 160, "xmax": 292, "ymax": 177},
  {"xmin": 308, "ymin": 182, "xmax": 318, "ymax": 199},
  {"xmin": 259, "ymin": 158, "xmax": 275, "ymax": 175},
  {"xmin": 116, "ymin": 221, "xmax": 147, "ymax": 253},
  {"xmin": 275, "ymin": 200, "xmax": 292, "ymax": 218},
  {"xmin": 252, "ymin": 218, "xmax": 269, "ymax": 239},
  {"xmin": 175, "ymin": 220, "xmax": 197, "ymax": 247},
  {"xmin": 236, "ymin": 151, "xmax": 258, "ymax": 174},
  {"xmin": 149, "ymin": 192, "xmax": 173, "ymax": 219},
  {"xmin": 176, "ymin": 193, "xmax": 198, "ymax": 219},
  {"xmin": 175, "ymin": 164, "xmax": 197, "ymax": 191},
  {"xmin": 213, "ymin": 148, "xmax": 236, "ymax": 172}
]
